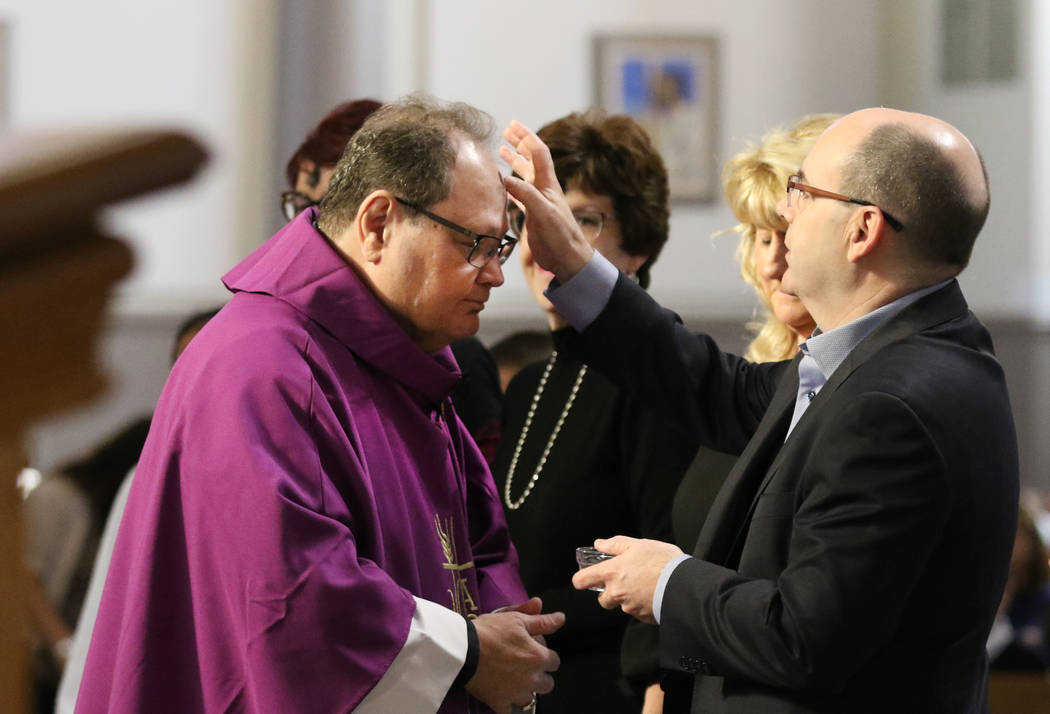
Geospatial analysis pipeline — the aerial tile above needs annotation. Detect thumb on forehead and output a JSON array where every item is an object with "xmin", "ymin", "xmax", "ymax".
[{"xmin": 504, "ymin": 174, "xmax": 543, "ymax": 209}]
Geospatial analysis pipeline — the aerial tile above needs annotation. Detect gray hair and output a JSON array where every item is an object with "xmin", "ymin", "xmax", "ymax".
[
  {"xmin": 840, "ymin": 123, "xmax": 989, "ymax": 270},
  {"xmin": 317, "ymin": 93, "xmax": 495, "ymax": 235}
]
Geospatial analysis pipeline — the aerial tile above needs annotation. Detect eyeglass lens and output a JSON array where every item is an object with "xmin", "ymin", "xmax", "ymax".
[
  {"xmin": 506, "ymin": 205, "xmax": 603, "ymax": 241},
  {"xmin": 507, "ymin": 204, "xmax": 525, "ymax": 238},
  {"xmin": 282, "ymin": 192, "xmax": 318, "ymax": 221},
  {"xmin": 468, "ymin": 237, "xmax": 514, "ymax": 269}
]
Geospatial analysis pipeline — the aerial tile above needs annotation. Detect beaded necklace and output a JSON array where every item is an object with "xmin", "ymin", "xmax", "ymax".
[{"xmin": 503, "ymin": 350, "xmax": 587, "ymax": 510}]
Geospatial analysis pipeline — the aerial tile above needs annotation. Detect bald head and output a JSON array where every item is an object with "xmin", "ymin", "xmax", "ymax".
[{"xmin": 830, "ymin": 108, "xmax": 989, "ymax": 271}]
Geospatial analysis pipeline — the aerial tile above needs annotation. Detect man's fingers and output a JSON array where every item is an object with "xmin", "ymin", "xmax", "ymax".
[
  {"xmin": 498, "ymin": 596, "xmax": 543, "ymax": 616},
  {"xmin": 542, "ymin": 646, "xmax": 560, "ymax": 674},
  {"xmin": 502, "ymin": 121, "xmax": 558, "ymax": 190},
  {"xmin": 498, "ymin": 144, "xmax": 534, "ymax": 183},
  {"xmin": 597, "ymin": 589, "xmax": 620, "ymax": 611},
  {"xmin": 504, "ymin": 174, "xmax": 545, "ymax": 210},
  {"xmin": 503, "ymin": 119, "xmax": 529, "ymax": 142},
  {"xmin": 534, "ymin": 671, "xmax": 556, "ymax": 695},
  {"xmin": 516, "ymin": 135, "xmax": 558, "ymax": 190},
  {"xmin": 523, "ymin": 611, "xmax": 565, "ymax": 637},
  {"xmin": 571, "ymin": 563, "xmax": 607, "ymax": 591},
  {"xmin": 594, "ymin": 535, "xmax": 635, "ymax": 555}
]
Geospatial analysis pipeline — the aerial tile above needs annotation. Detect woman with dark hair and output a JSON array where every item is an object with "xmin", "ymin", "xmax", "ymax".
[
  {"xmin": 281, "ymin": 98, "xmax": 383, "ymax": 220},
  {"xmin": 491, "ymin": 110, "xmax": 698, "ymax": 713}
]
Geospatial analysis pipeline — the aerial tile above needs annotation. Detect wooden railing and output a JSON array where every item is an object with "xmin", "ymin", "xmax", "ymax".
[{"xmin": 988, "ymin": 671, "xmax": 1050, "ymax": 713}]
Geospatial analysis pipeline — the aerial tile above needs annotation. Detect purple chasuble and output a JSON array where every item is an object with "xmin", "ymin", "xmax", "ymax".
[{"xmin": 77, "ymin": 209, "xmax": 526, "ymax": 713}]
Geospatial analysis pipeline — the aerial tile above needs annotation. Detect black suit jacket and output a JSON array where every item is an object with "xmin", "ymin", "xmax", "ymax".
[{"xmin": 560, "ymin": 277, "xmax": 1018, "ymax": 713}]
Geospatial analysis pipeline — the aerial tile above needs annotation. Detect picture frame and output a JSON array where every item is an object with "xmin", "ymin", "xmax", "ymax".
[{"xmin": 593, "ymin": 34, "xmax": 719, "ymax": 203}]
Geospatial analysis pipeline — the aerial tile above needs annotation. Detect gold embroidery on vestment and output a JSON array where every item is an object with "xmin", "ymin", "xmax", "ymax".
[{"xmin": 435, "ymin": 514, "xmax": 478, "ymax": 616}]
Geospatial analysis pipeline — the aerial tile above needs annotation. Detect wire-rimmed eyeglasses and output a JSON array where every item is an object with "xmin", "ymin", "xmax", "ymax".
[{"xmin": 281, "ymin": 190, "xmax": 319, "ymax": 221}]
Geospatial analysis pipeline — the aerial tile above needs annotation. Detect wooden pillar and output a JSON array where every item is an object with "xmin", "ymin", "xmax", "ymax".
[{"xmin": 0, "ymin": 129, "xmax": 206, "ymax": 712}]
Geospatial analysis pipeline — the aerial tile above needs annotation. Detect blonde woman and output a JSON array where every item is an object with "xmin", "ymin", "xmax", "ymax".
[
  {"xmin": 649, "ymin": 114, "xmax": 840, "ymax": 713},
  {"xmin": 726, "ymin": 113, "xmax": 840, "ymax": 361}
]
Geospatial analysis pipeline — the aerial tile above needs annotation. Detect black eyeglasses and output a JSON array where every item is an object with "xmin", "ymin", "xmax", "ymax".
[
  {"xmin": 396, "ymin": 197, "xmax": 517, "ymax": 269},
  {"xmin": 786, "ymin": 174, "xmax": 904, "ymax": 232},
  {"xmin": 281, "ymin": 190, "xmax": 319, "ymax": 221},
  {"xmin": 507, "ymin": 202, "xmax": 607, "ymax": 242}
]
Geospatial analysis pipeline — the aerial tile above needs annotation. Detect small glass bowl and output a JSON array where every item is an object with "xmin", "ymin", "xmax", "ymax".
[{"xmin": 575, "ymin": 546, "xmax": 614, "ymax": 591}]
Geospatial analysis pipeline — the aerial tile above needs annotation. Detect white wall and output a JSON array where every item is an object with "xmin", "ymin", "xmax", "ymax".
[
  {"xmin": 381, "ymin": 0, "xmax": 884, "ymax": 321},
  {"xmin": 1034, "ymin": 0, "xmax": 1050, "ymax": 328},
  {"xmin": 1, "ymin": 0, "xmax": 279, "ymax": 313},
  {"xmin": 880, "ymin": 0, "xmax": 1034, "ymax": 321},
  {"xmin": 2, "ymin": 0, "xmax": 281, "ymax": 467}
]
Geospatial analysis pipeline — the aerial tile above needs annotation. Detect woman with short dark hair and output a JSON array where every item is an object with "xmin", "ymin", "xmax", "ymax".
[{"xmin": 492, "ymin": 110, "xmax": 698, "ymax": 713}]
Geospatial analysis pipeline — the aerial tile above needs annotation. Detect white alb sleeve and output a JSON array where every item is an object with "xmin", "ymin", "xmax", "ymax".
[{"xmin": 353, "ymin": 597, "xmax": 468, "ymax": 713}]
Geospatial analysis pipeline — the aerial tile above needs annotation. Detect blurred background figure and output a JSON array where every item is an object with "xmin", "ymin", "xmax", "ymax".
[
  {"xmin": 489, "ymin": 330, "xmax": 553, "ymax": 393},
  {"xmin": 281, "ymin": 98, "xmax": 383, "ymax": 220},
  {"xmin": 494, "ymin": 109, "xmax": 698, "ymax": 714},
  {"xmin": 987, "ymin": 503, "xmax": 1050, "ymax": 673},
  {"xmin": 657, "ymin": 113, "xmax": 839, "ymax": 711},
  {"xmin": 1024, "ymin": 489, "xmax": 1050, "ymax": 546},
  {"xmin": 52, "ymin": 309, "xmax": 219, "ymax": 714},
  {"xmin": 23, "ymin": 307, "xmax": 216, "ymax": 712}
]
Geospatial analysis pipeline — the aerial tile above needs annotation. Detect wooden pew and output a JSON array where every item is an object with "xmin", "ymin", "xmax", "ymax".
[
  {"xmin": 0, "ymin": 129, "xmax": 206, "ymax": 712},
  {"xmin": 988, "ymin": 671, "xmax": 1050, "ymax": 713}
]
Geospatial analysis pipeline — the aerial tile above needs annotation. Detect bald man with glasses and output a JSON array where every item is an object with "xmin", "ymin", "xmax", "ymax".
[{"xmin": 503, "ymin": 108, "xmax": 1018, "ymax": 713}]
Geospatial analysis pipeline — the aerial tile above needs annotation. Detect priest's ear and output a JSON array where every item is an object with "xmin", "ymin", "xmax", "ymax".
[{"xmin": 356, "ymin": 191, "xmax": 396, "ymax": 263}]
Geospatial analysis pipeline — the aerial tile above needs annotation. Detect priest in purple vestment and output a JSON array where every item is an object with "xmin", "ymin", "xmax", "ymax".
[{"xmin": 77, "ymin": 96, "xmax": 564, "ymax": 714}]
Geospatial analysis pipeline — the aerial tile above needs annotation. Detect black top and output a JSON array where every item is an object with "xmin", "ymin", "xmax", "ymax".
[
  {"xmin": 491, "ymin": 342, "xmax": 698, "ymax": 712},
  {"xmin": 449, "ymin": 337, "xmax": 502, "ymax": 463},
  {"xmin": 671, "ymin": 446, "xmax": 737, "ymax": 553}
]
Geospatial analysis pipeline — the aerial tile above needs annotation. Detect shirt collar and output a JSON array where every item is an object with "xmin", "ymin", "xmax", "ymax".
[{"xmin": 800, "ymin": 279, "xmax": 952, "ymax": 380}]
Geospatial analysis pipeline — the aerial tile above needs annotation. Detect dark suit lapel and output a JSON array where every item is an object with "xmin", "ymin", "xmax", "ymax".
[
  {"xmin": 693, "ymin": 355, "xmax": 800, "ymax": 562},
  {"xmin": 733, "ymin": 280, "xmax": 971, "ymax": 534}
]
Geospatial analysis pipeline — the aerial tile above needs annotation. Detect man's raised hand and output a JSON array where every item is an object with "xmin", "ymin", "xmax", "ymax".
[{"xmin": 500, "ymin": 120, "xmax": 594, "ymax": 283}]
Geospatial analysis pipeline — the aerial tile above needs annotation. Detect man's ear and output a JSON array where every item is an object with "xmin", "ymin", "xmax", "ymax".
[
  {"xmin": 357, "ymin": 191, "xmax": 396, "ymax": 264},
  {"xmin": 845, "ymin": 206, "xmax": 886, "ymax": 263}
]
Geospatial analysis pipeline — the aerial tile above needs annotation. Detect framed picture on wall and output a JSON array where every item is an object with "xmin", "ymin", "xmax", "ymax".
[{"xmin": 593, "ymin": 34, "xmax": 719, "ymax": 203}]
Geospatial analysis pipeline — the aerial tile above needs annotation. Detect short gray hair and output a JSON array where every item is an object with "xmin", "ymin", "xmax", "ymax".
[
  {"xmin": 840, "ymin": 123, "xmax": 989, "ymax": 270},
  {"xmin": 317, "ymin": 94, "xmax": 495, "ymax": 235}
]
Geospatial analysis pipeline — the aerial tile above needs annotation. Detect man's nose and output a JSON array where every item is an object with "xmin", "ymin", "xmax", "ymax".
[
  {"xmin": 776, "ymin": 195, "xmax": 792, "ymax": 223},
  {"xmin": 479, "ymin": 256, "xmax": 504, "ymax": 287}
]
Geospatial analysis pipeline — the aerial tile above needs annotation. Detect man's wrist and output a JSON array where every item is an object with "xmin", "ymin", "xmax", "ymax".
[
  {"xmin": 452, "ymin": 617, "xmax": 480, "ymax": 690},
  {"xmin": 551, "ymin": 245, "xmax": 595, "ymax": 284},
  {"xmin": 652, "ymin": 554, "xmax": 691, "ymax": 624},
  {"xmin": 545, "ymin": 251, "xmax": 619, "ymax": 332}
]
